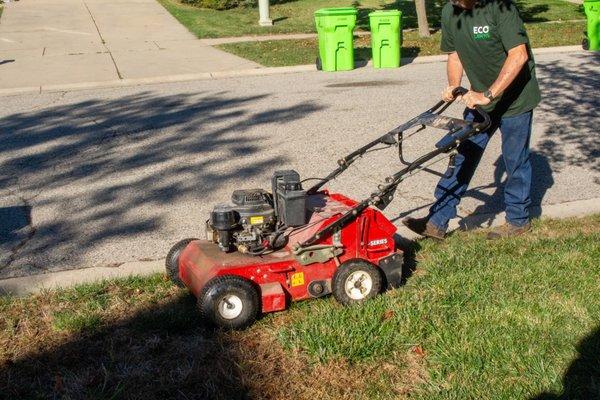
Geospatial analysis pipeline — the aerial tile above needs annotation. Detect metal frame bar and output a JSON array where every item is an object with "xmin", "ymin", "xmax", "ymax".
[{"xmin": 298, "ymin": 87, "xmax": 491, "ymax": 249}]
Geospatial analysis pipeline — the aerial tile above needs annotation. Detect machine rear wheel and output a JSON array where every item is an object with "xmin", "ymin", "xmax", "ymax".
[
  {"xmin": 198, "ymin": 276, "xmax": 260, "ymax": 330},
  {"xmin": 165, "ymin": 238, "xmax": 197, "ymax": 287},
  {"xmin": 332, "ymin": 259, "xmax": 382, "ymax": 306}
]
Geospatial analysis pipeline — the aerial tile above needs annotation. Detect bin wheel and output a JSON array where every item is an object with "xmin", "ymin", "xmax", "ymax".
[
  {"xmin": 165, "ymin": 238, "xmax": 197, "ymax": 287},
  {"xmin": 316, "ymin": 56, "xmax": 322, "ymax": 71},
  {"xmin": 198, "ymin": 275, "xmax": 260, "ymax": 330},
  {"xmin": 332, "ymin": 259, "xmax": 383, "ymax": 306},
  {"xmin": 583, "ymin": 37, "xmax": 589, "ymax": 51}
]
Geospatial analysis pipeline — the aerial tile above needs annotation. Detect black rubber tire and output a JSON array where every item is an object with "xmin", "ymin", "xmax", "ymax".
[
  {"xmin": 165, "ymin": 238, "xmax": 197, "ymax": 287},
  {"xmin": 316, "ymin": 56, "xmax": 322, "ymax": 71},
  {"xmin": 332, "ymin": 259, "xmax": 383, "ymax": 306},
  {"xmin": 198, "ymin": 275, "xmax": 260, "ymax": 330}
]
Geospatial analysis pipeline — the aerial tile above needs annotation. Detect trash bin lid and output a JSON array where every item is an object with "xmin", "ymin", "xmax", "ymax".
[
  {"xmin": 368, "ymin": 10, "xmax": 402, "ymax": 17},
  {"xmin": 314, "ymin": 7, "xmax": 358, "ymax": 16}
]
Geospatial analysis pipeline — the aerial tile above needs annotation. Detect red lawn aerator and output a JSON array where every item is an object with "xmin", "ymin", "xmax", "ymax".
[{"xmin": 166, "ymin": 87, "xmax": 490, "ymax": 329}]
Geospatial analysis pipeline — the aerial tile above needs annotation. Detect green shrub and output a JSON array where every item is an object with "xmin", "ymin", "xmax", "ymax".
[
  {"xmin": 180, "ymin": 0, "xmax": 286, "ymax": 10},
  {"xmin": 182, "ymin": 0, "xmax": 244, "ymax": 10}
]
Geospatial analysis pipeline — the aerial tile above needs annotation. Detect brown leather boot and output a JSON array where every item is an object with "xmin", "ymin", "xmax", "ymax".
[
  {"xmin": 487, "ymin": 221, "xmax": 531, "ymax": 240},
  {"xmin": 402, "ymin": 217, "xmax": 446, "ymax": 240}
]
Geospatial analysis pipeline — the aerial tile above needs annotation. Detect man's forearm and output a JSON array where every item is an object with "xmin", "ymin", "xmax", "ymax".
[
  {"xmin": 489, "ymin": 44, "xmax": 529, "ymax": 98},
  {"xmin": 447, "ymin": 52, "xmax": 463, "ymax": 87}
]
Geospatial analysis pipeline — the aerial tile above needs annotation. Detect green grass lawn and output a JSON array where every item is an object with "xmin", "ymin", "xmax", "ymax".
[
  {"xmin": 217, "ymin": 21, "xmax": 586, "ymax": 67},
  {"xmin": 1, "ymin": 215, "xmax": 599, "ymax": 399},
  {"xmin": 158, "ymin": 0, "xmax": 585, "ymax": 38}
]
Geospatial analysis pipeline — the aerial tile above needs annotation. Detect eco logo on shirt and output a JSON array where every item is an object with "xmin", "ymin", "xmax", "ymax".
[{"xmin": 473, "ymin": 25, "xmax": 491, "ymax": 40}]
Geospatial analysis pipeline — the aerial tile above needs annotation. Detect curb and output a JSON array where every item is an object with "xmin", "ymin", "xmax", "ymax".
[
  {"xmin": 397, "ymin": 196, "xmax": 600, "ymax": 240},
  {"xmin": 0, "ymin": 45, "xmax": 584, "ymax": 97},
  {"xmin": 1, "ymin": 196, "xmax": 599, "ymax": 297},
  {"xmin": 0, "ymin": 260, "xmax": 164, "ymax": 296}
]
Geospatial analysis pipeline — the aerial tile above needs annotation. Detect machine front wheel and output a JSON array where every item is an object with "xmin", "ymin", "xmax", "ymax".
[
  {"xmin": 198, "ymin": 276, "xmax": 260, "ymax": 330},
  {"xmin": 332, "ymin": 259, "xmax": 383, "ymax": 306},
  {"xmin": 165, "ymin": 238, "xmax": 197, "ymax": 287}
]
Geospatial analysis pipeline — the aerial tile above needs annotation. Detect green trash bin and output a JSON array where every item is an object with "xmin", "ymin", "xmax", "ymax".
[
  {"xmin": 314, "ymin": 7, "xmax": 358, "ymax": 71},
  {"xmin": 584, "ymin": 0, "xmax": 600, "ymax": 51},
  {"xmin": 369, "ymin": 10, "xmax": 402, "ymax": 68}
]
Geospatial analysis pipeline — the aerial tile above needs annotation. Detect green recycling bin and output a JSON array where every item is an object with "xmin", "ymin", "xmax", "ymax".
[
  {"xmin": 314, "ymin": 7, "xmax": 358, "ymax": 71},
  {"xmin": 584, "ymin": 0, "xmax": 600, "ymax": 51},
  {"xmin": 369, "ymin": 10, "xmax": 402, "ymax": 68}
]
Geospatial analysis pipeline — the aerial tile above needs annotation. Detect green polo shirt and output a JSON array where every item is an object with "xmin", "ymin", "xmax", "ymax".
[{"xmin": 441, "ymin": 0, "xmax": 541, "ymax": 117}]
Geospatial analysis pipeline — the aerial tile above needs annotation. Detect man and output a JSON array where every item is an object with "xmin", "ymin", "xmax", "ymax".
[{"xmin": 403, "ymin": 0, "xmax": 541, "ymax": 240}]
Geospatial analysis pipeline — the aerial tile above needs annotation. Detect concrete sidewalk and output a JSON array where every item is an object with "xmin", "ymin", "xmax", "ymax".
[
  {"xmin": 0, "ymin": 45, "xmax": 583, "ymax": 96},
  {"xmin": 0, "ymin": 0, "xmax": 259, "ymax": 89}
]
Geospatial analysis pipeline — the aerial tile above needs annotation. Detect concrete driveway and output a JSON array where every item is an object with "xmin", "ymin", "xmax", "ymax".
[
  {"xmin": 0, "ymin": 49, "xmax": 599, "ymax": 281},
  {"xmin": 0, "ymin": 0, "xmax": 259, "ymax": 90}
]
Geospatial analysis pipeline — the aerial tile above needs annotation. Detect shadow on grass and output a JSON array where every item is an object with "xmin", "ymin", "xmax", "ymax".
[
  {"xmin": 514, "ymin": 0, "xmax": 550, "ymax": 23},
  {"xmin": 393, "ymin": 233, "xmax": 421, "ymax": 286},
  {"xmin": 355, "ymin": 0, "xmax": 447, "ymax": 31},
  {"xmin": 531, "ymin": 326, "xmax": 600, "ymax": 400},
  {"xmin": 0, "ymin": 293, "xmax": 256, "ymax": 399}
]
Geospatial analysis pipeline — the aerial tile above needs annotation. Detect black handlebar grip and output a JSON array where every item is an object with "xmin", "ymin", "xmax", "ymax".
[
  {"xmin": 452, "ymin": 86, "xmax": 469, "ymax": 97},
  {"xmin": 450, "ymin": 86, "xmax": 491, "ymax": 131}
]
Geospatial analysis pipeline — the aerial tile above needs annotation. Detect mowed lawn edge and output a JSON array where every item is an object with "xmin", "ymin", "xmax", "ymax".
[{"xmin": 1, "ymin": 215, "xmax": 599, "ymax": 399}]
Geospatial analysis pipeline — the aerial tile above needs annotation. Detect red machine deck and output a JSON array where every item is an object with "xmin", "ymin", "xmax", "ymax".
[{"xmin": 178, "ymin": 192, "xmax": 402, "ymax": 313}]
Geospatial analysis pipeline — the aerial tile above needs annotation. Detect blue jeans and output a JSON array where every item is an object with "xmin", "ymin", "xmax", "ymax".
[{"xmin": 428, "ymin": 109, "xmax": 533, "ymax": 230}]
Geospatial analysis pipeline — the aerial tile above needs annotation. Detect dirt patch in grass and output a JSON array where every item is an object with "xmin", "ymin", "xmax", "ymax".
[{"xmin": 0, "ymin": 275, "xmax": 420, "ymax": 399}]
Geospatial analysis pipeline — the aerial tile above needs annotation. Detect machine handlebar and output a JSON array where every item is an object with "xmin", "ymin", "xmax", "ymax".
[{"xmin": 449, "ymin": 86, "xmax": 491, "ymax": 131}]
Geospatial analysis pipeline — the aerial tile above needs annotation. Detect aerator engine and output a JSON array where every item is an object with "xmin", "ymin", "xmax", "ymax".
[{"xmin": 206, "ymin": 170, "xmax": 308, "ymax": 254}]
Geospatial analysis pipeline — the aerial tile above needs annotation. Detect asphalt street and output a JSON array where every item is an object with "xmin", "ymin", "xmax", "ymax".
[{"xmin": 1, "ymin": 50, "xmax": 598, "ymax": 279}]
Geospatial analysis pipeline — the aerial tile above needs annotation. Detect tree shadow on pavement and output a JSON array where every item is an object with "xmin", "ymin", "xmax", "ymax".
[
  {"xmin": 391, "ymin": 150, "xmax": 555, "ymax": 227},
  {"xmin": 0, "ymin": 206, "xmax": 32, "ymax": 244},
  {"xmin": 458, "ymin": 151, "xmax": 554, "ymax": 229},
  {"xmin": 530, "ymin": 326, "xmax": 600, "ymax": 400},
  {"xmin": 0, "ymin": 90, "xmax": 324, "ymax": 278},
  {"xmin": 534, "ymin": 52, "xmax": 600, "ymax": 174}
]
